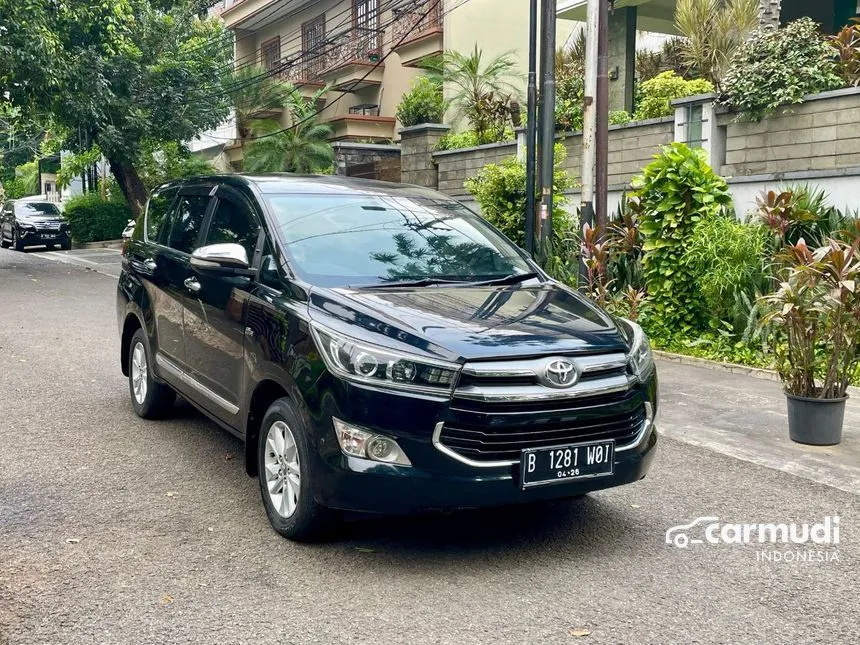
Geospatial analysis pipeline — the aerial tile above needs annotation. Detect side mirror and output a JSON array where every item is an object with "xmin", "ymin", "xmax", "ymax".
[{"xmin": 191, "ymin": 243, "xmax": 251, "ymax": 273}]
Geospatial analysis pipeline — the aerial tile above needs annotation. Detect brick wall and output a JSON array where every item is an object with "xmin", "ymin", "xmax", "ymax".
[
  {"xmin": 560, "ymin": 117, "xmax": 675, "ymax": 187},
  {"xmin": 433, "ymin": 142, "xmax": 518, "ymax": 197},
  {"xmin": 721, "ymin": 88, "xmax": 860, "ymax": 177}
]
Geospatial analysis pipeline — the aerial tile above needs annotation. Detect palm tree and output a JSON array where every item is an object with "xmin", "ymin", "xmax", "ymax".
[
  {"xmin": 675, "ymin": 0, "xmax": 759, "ymax": 92},
  {"xmin": 227, "ymin": 66, "xmax": 300, "ymax": 143},
  {"xmin": 426, "ymin": 45, "xmax": 520, "ymax": 143},
  {"xmin": 244, "ymin": 87, "xmax": 333, "ymax": 174}
]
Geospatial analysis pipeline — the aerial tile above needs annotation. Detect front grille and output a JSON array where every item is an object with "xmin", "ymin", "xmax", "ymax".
[{"xmin": 437, "ymin": 353, "xmax": 645, "ymax": 464}]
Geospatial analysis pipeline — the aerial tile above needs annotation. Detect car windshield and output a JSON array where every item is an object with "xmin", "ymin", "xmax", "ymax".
[
  {"xmin": 17, "ymin": 202, "xmax": 61, "ymax": 218},
  {"xmin": 265, "ymin": 193, "xmax": 535, "ymax": 288}
]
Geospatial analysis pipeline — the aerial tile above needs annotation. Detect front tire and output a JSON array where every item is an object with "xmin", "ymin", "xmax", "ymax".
[
  {"xmin": 128, "ymin": 328, "xmax": 175, "ymax": 419},
  {"xmin": 13, "ymin": 229, "xmax": 24, "ymax": 251},
  {"xmin": 258, "ymin": 398, "xmax": 335, "ymax": 542},
  {"xmin": 0, "ymin": 232, "xmax": 9, "ymax": 249}
]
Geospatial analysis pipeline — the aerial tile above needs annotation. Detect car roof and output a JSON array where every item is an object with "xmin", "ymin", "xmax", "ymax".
[{"xmin": 174, "ymin": 174, "xmax": 448, "ymax": 200}]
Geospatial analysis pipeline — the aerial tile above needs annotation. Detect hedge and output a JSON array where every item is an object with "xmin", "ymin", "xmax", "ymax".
[{"xmin": 63, "ymin": 192, "xmax": 132, "ymax": 243}]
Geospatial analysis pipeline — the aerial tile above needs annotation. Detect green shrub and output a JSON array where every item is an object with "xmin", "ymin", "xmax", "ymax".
[
  {"xmin": 609, "ymin": 110, "xmax": 632, "ymax": 126},
  {"xmin": 723, "ymin": 18, "xmax": 843, "ymax": 120},
  {"xmin": 685, "ymin": 212, "xmax": 770, "ymax": 329},
  {"xmin": 436, "ymin": 128, "xmax": 515, "ymax": 151},
  {"xmin": 63, "ymin": 192, "xmax": 132, "ymax": 243},
  {"xmin": 465, "ymin": 143, "xmax": 574, "ymax": 247},
  {"xmin": 633, "ymin": 71, "xmax": 714, "ymax": 120},
  {"xmin": 556, "ymin": 72, "xmax": 585, "ymax": 131},
  {"xmin": 631, "ymin": 142, "xmax": 732, "ymax": 338},
  {"xmin": 396, "ymin": 76, "xmax": 445, "ymax": 127}
]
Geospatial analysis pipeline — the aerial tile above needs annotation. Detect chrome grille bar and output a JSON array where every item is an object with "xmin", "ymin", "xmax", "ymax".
[
  {"xmin": 460, "ymin": 352, "xmax": 628, "ymax": 378},
  {"xmin": 453, "ymin": 374, "xmax": 635, "ymax": 402}
]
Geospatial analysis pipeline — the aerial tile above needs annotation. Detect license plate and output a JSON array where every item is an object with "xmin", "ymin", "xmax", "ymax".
[
  {"xmin": 520, "ymin": 440, "xmax": 615, "ymax": 488},
  {"xmin": 39, "ymin": 234, "xmax": 55, "ymax": 239}
]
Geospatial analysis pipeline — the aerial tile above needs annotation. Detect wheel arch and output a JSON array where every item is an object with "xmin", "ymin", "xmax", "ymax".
[
  {"xmin": 120, "ymin": 312, "xmax": 144, "ymax": 377},
  {"xmin": 245, "ymin": 379, "xmax": 291, "ymax": 478}
]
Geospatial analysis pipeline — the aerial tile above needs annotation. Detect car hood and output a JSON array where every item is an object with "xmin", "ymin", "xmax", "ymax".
[{"xmin": 307, "ymin": 282, "xmax": 630, "ymax": 362}]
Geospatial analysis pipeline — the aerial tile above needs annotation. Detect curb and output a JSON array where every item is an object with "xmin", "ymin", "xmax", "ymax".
[
  {"xmin": 654, "ymin": 350, "xmax": 860, "ymax": 397},
  {"xmin": 72, "ymin": 239, "xmax": 123, "ymax": 250}
]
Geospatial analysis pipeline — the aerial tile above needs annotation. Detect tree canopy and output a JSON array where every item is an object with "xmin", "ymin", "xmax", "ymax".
[{"xmin": 0, "ymin": 0, "xmax": 232, "ymax": 214}]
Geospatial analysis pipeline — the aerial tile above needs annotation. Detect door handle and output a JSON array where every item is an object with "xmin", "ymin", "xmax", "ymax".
[
  {"xmin": 184, "ymin": 277, "xmax": 201, "ymax": 293},
  {"xmin": 143, "ymin": 258, "xmax": 157, "ymax": 271}
]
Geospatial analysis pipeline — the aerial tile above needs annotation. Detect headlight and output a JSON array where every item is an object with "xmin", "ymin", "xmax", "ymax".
[
  {"xmin": 17, "ymin": 222, "xmax": 35, "ymax": 231},
  {"xmin": 333, "ymin": 418, "xmax": 411, "ymax": 466},
  {"xmin": 311, "ymin": 323, "xmax": 459, "ymax": 396},
  {"xmin": 621, "ymin": 319, "xmax": 654, "ymax": 380}
]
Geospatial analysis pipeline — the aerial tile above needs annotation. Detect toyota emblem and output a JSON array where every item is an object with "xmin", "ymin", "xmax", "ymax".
[{"xmin": 543, "ymin": 359, "xmax": 578, "ymax": 388}]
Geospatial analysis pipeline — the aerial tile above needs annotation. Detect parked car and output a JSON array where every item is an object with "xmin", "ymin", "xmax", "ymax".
[
  {"xmin": 117, "ymin": 175, "xmax": 659, "ymax": 541},
  {"xmin": 0, "ymin": 197, "xmax": 70, "ymax": 251}
]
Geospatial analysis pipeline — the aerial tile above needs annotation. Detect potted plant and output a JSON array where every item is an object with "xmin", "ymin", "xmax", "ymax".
[{"xmin": 760, "ymin": 234, "xmax": 859, "ymax": 445}]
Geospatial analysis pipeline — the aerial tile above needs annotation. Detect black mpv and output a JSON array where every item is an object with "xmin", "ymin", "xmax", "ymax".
[{"xmin": 118, "ymin": 175, "xmax": 658, "ymax": 541}]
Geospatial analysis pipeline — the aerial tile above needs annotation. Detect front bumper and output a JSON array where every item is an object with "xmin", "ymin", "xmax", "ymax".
[
  {"xmin": 19, "ymin": 229, "xmax": 69, "ymax": 246},
  {"xmin": 315, "ymin": 426, "xmax": 657, "ymax": 514},
  {"xmin": 307, "ymin": 371, "xmax": 659, "ymax": 515}
]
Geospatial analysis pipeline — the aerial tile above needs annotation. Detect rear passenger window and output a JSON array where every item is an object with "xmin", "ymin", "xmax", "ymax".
[
  {"xmin": 205, "ymin": 198, "xmax": 260, "ymax": 262},
  {"xmin": 167, "ymin": 195, "xmax": 210, "ymax": 254},
  {"xmin": 145, "ymin": 186, "xmax": 179, "ymax": 242}
]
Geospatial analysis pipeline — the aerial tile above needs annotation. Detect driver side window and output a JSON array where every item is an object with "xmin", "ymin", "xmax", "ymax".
[{"xmin": 205, "ymin": 197, "xmax": 260, "ymax": 264}]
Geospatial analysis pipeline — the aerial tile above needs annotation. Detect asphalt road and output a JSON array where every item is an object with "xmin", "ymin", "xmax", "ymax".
[{"xmin": 1, "ymin": 248, "xmax": 857, "ymax": 645}]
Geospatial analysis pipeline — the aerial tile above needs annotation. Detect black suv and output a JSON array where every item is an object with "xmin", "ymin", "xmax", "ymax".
[
  {"xmin": 118, "ymin": 175, "xmax": 658, "ymax": 541},
  {"xmin": 1, "ymin": 198, "xmax": 70, "ymax": 251}
]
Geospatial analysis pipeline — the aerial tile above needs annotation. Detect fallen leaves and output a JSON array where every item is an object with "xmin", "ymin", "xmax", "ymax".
[
  {"xmin": 568, "ymin": 628, "xmax": 592, "ymax": 638},
  {"xmin": 165, "ymin": 491, "xmax": 179, "ymax": 498},
  {"xmin": 162, "ymin": 595, "xmax": 173, "ymax": 605},
  {"xmin": 65, "ymin": 538, "xmax": 81, "ymax": 544}
]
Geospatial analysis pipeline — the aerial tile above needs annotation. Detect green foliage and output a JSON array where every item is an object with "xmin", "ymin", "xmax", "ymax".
[
  {"xmin": 464, "ymin": 144, "xmax": 574, "ymax": 247},
  {"xmin": 426, "ymin": 46, "xmax": 519, "ymax": 143},
  {"xmin": 631, "ymin": 142, "xmax": 732, "ymax": 338},
  {"xmin": 228, "ymin": 66, "xmax": 303, "ymax": 140},
  {"xmin": 396, "ymin": 76, "xmax": 445, "ymax": 127},
  {"xmin": 633, "ymin": 71, "xmax": 714, "ymax": 120},
  {"xmin": 685, "ymin": 212, "xmax": 770, "ymax": 329},
  {"xmin": 138, "ymin": 142, "xmax": 214, "ymax": 190},
  {"xmin": 723, "ymin": 18, "xmax": 843, "ymax": 120},
  {"xmin": 63, "ymin": 192, "xmax": 133, "ymax": 242},
  {"xmin": 436, "ymin": 129, "xmax": 515, "ymax": 151},
  {"xmin": 0, "ymin": 0, "xmax": 233, "ymax": 215},
  {"xmin": 609, "ymin": 111, "xmax": 632, "ymax": 126},
  {"xmin": 674, "ymin": 0, "xmax": 758, "ymax": 91},
  {"xmin": 245, "ymin": 88, "xmax": 333, "ymax": 174}
]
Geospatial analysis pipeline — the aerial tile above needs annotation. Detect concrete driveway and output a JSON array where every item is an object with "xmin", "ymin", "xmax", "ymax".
[{"xmin": 1, "ymin": 248, "xmax": 857, "ymax": 645}]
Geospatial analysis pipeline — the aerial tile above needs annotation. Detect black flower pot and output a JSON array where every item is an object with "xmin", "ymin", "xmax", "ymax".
[{"xmin": 785, "ymin": 392, "xmax": 848, "ymax": 446}]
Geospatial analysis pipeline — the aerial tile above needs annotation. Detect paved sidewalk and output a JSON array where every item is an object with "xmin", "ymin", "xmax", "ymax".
[{"xmin": 657, "ymin": 359, "xmax": 860, "ymax": 495}]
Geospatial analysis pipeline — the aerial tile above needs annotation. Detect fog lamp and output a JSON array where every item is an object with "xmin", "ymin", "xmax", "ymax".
[{"xmin": 332, "ymin": 418, "xmax": 412, "ymax": 466}]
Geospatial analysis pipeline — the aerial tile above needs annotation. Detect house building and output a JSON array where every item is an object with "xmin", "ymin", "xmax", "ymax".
[
  {"xmin": 557, "ymin": 0, "xmax": 860, "ymax": 112},
  {"xmin": 217, "ymin": 0, "xmax": 573, "ymax": 155}
]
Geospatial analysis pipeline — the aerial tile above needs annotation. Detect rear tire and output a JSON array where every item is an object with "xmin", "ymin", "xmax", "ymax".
[
  {"xmin": 13, "ymin": 229, "xmax": 24, "ymax": 252},
  {"xmin": 0, "ymin": 234, "xmax": 9, "ymax": 249},
  {"xmin": 128, "ymin": 328, "xmax": 175, "ymax": 419},
  {"xmin": 61, "ymin": 240, "xmax": 71, "ymax": 251},
  {"xmin": 258, "ymin": 398, "xmax": 335, "ymax": 542}
]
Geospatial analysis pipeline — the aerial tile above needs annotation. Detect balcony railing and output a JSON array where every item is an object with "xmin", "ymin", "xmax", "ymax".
[
  {"xmin": 278, "ymin": 51, "xmax": 326, "ymax": 86},
  {"xmin": 349, "ymin": 103, "xmax": 380, "ymax": 117},
  {"xmin": 392, "ymin": 1, "xmax": 443, "ymax": 44},
  {"xmin": 322, "ymin": 29, "xmax": 383, "ymax": 72}
]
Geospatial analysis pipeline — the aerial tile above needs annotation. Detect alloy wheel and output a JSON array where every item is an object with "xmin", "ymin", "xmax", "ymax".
[
  {"xmin": 264, "ymin": 420, "xmax": 301, "ymax": 518},
  {"xmin": 131, "ymin": 341, "xmax": 148, "ymax": 404}
]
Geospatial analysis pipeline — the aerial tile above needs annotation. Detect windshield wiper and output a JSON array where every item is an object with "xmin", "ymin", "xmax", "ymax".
[
  {"xmin": 466, "ymin": 272, "xmax": 541, "ymax": 287},
  {"xmin": 350, "ymin": 277, "xmax": 470, "ymax": 289}
]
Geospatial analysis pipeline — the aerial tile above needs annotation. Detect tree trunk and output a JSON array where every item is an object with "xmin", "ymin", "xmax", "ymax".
[{"xmin": 108, "ymin": 158, "xmax": 148, "ymax": 218}]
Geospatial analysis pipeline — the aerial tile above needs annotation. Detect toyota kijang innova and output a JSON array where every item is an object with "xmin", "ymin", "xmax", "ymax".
[{"xmin": 117, "ymin": 175, "xmax": 658, "ymax": 541}]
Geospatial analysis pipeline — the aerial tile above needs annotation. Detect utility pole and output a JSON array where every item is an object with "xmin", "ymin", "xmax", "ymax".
[
  {"xmin": 537, "ymin": 0, "xmax": 557, "ymax": 248},
  {"xmin": 524, "ymin": 0, "xmax": 538, "ymax": 257},
  {"xmin": 581, "ymin": 0, "xmax": 599, "ymax": 235},
  {"xmin": 596, "ymin": 0, "xmax": 609, "ymax": 234}
]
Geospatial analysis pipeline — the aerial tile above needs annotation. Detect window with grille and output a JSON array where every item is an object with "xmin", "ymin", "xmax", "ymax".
[
  {"xmin": 261, "ymin": 37, "xmax": 281, "ymax": 74},
  {"xmin": 353, "ymin": 0, "xmax": 379, "ymax": 56},
  {"xmin": 302, "ymin": 15, "xmax": 326, "ymax": 75},
  {"xmin": 685, "ymin": 104, "xmax": 704, "ymax": 149}
]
